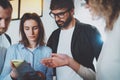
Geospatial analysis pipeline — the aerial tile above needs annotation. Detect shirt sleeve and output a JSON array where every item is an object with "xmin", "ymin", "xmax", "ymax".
[
  {"xmin": 45, "ymin": 67, "xmax": 53, "ymax": 80},
  {"xmin": 77, "ymin": 65, "xmax": 96, "ymax": 80},
  {"xmin": 45, "ymin": 47, "xmax": 53, "ymax": 80},
  {"xmin": 2, "ymin": 74, "xmax": 12, "ymax": 80},
  {"xmin": 0, "ymin": 46, "xmax": 16, "ymax": 80}
]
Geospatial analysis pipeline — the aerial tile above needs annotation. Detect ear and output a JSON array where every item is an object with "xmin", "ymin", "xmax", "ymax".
[{"xmin": 70, "ymin": 9, "xmax": 75, "ymax": 15}]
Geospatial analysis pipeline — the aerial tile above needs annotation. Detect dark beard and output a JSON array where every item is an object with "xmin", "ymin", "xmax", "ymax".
[{"xmin": 56, "ymin": 15, "xmax": 72, "ymax": 29}]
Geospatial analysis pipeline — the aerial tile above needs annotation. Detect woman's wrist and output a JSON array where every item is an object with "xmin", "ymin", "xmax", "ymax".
[{"xmin": 10, "ymin": 70, "xmax": 17, "ymax": 80}]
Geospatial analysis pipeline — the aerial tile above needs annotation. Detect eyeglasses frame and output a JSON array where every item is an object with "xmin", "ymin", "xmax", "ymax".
[{"xmin": 49, "ymin": 9, "xmax": 70, "ymax": 19}]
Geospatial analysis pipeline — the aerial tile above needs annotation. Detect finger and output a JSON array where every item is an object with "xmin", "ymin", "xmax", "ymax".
[
  {"xmin": 41, "ymin": 58, "xmax": 52, "ymax": 63},
  {"xmin": 41, "ymin": 58, "xmax": 52, "ymax": 66},
  {"xmin": 51, "ymin": 53, "xmax": 58, "ymax": 57},
  {"xmin": 11, "ymin": 61, "xmax": 16, "ymax": 68}
]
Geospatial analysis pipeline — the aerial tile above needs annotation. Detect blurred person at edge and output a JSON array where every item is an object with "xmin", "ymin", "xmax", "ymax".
[
  {"xmin": 0, "ymin": 13, "xmax": 53, "ymax": 80},
  {"xmin": 42, "ymin": 0, "xmax": 103, "ymax": 80},
  {"xmin": 42, "ymin": 0, "xmax": 120, "ymax": 80},
  {"xmin": 0, "ymin": 0, "xmax": 12, "ymax": 75}
]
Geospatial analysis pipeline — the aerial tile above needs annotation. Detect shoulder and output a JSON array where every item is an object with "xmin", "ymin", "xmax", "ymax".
[
  {"xmin": 48, "ymin": 28, "xmax": 60, "ymax": 40},
  {"xmin": 75, "ymin": 19, "xmax": 97, "ymax": 31},
  {"xmin": 4, "ymin": 33, "xmax": 10, "ymax": 38},
  {"xmin": 75, "ymin": 19, "xmax": 100, "ymax": 35},
  {"xmin": 51, "ymin": 28, "xmax": 60, "ymax": 35},
  {"xmin": 6, "ymin": 43, "xmax": 20, "ymax": 57},
  {"xmin": 4, "ymin": 33, "xmax": 12, "ymax": 44},
  {"xmin": 7, "ymin": 43, "xmax": 22, "ymax": 50}
]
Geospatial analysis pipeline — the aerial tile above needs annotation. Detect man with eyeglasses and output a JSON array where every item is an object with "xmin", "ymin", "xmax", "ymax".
[{"xmin": 44, "ymin": 0, "xmax": 103, "ymax": 80}]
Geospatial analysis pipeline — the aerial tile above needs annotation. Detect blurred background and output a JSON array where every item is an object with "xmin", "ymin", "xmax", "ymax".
[{"xmin": 7, "ymin": 0, "xmax": 106, "ymax": 44}]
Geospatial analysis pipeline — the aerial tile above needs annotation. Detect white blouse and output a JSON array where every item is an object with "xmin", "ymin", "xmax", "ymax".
[
  {"xmin": 97, "ymin": 16, "xmax": 120, "ymax": 80},
  {"xmin": 77, "ymin": 15, "xmax": 120, "ymax": 80}
]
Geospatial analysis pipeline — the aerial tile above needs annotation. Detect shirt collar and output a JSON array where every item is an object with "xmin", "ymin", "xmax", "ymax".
[{"xmin": 19, "ymin": 43, "xmax": 40, "ymax": 49}]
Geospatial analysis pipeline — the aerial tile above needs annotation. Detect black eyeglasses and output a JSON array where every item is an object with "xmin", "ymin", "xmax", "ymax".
[{"xmin": 49, "ymin": 9, "xmax": 70, "ymax": 19}]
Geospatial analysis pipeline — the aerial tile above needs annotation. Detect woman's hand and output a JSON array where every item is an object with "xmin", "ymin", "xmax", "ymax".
[{"xmin": 10, "ymin": 62, "xmax": 18, "ymax": 79}]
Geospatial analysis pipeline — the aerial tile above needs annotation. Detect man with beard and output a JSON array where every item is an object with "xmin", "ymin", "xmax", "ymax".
[
  {"xmin": 0, "ymin": 0, "xmax": 12, "ymax": 74},
  {"xmin": 46, "ymin": 0, "xmax": 103, "ymax": 80}
]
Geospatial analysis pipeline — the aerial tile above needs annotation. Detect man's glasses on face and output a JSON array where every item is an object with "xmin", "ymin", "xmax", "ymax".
[{"xmin": 49, "ymin": 9, "xmax": 70, "ymax": 19}]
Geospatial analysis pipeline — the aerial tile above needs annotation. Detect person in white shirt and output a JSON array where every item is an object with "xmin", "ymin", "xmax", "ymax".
[
  {"xmin": 42, "ymin": 0, "xmax": 103, "ymax": 80},
  {"xmin": 42, "ymin": 0, "xmax": 120, "ymax": 80},
  {"xmin": 0, "ymin": 0, "xmax": 12, "ymax": 74}
]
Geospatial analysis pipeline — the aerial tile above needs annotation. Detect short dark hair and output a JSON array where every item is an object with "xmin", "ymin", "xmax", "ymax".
[
  {"xmin": 19, "ymin": 13, "xmax": 45, "ymax": 47},
  {"xmin": 50, "ymin": 0, "xmax": 74, "ymax": 10},
  {"xmin": 0, "ymin": 0, "xmax": 13, "ymax": 10}
]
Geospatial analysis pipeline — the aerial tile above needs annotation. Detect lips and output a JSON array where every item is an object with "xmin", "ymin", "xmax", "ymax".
[
  {"xmin": 57, "ymin": 21, "xmax": 64, "ymax": 25},
  {"xmin": 28, "ymin": 36, "xmax": 35, "ymax": 39}
]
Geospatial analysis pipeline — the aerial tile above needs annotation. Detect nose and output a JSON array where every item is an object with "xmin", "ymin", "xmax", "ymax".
[
  {"xmin": 0, "ymin": 19, "xmax": 6, "ymax": 28},
  {"xmin": 31, "ymin": 29, "xmax": 34, "ymax": 35},
  {"xmin": 54, "ymin": 15, "xmax": 60, "ymax": 21},
  {"xmin": 28, "ymin": 29, "xmax": 34, "ymax": 35}
]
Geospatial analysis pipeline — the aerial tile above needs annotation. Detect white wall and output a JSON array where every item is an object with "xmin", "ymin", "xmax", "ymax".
[{"xmin": 6, "ymin": 0, "xmax": 105, "ymax": 44}]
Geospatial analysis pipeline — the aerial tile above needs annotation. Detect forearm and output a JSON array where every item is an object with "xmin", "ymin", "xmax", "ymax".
[
  {"xmin": 78, "ymin": 65, "xmax": 96, "ymax": 80},
  {"xmin": 68, "ymin": 58, "xmax": 95, "ymax": 80},
  {"xmin": 68, "ymin": 57, "xmax": 80, "ymax": 72}
]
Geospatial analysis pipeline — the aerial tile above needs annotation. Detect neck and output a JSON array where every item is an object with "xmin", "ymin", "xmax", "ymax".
[
  {"xmin": 62, "ymin": 18, "xmax": 76, "ymax": 30},
  {"xmin": 28, "ymin": 41, "xmax": 37, "ymax": 48}
]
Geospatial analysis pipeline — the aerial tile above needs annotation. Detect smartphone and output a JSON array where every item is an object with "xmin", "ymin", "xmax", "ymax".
[{"xmin": 12, "ymin": 60, "xmax": 24, "ymax": 68}]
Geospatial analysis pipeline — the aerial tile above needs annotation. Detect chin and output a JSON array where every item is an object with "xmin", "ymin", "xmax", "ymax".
[
  {"xmin": 0, "ymin": 30, "xmax": 6, "ymax": 34},
  {"xmin": 29, "ymin": 39, "xmax": 36, "ymax": 42}
]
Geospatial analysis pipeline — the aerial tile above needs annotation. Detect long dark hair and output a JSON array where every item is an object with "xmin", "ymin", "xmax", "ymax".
[{"xmin": 19, "ymin": 13, "xmax": 45, "ymax": 47}]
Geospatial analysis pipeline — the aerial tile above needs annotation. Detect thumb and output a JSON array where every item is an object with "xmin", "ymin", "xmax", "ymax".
[{"xmin": 11, "ymin": 61, "xmax": 16, "ymax": 68}]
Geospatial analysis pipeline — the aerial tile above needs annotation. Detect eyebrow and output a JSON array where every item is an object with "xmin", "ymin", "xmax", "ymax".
[{"xmin": 52, "ymin": 10, "xmax": 68, "ymax": 15}]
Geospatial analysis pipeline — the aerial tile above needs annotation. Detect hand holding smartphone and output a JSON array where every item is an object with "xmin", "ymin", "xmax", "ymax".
[{"xmin": 11, "ymin": 60, "xmax": 24, "ymax": 68}]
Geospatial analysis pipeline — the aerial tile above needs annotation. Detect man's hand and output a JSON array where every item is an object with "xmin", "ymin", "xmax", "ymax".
[{"xmin": 41, "ymin": 53, "xmax": 71, "ymax": 68}]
